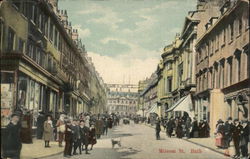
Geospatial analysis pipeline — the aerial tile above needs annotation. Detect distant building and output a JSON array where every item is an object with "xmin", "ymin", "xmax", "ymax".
[{"xmin": 106, "ymin": 84, "xmax": 138, "ymax": 116}]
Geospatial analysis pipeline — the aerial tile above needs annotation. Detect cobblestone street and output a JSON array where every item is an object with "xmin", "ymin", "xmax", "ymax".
[{"xmin": 43, "ymin": 122, "xmax": 230, "ymax": 159}]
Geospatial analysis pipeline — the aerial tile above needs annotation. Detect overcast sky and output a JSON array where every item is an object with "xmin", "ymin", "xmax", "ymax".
[{"xmin": 58, "ymin": 0, "xmax": 196, "ymax": 84}]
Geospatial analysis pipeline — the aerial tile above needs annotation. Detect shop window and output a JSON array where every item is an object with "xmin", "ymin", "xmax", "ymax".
[
  {"xmin": 17, "ymin": 74, "xmax": 28, "ymax": 107},
  {"xmin": 1, "ymin": 72, "xmax": 15, "ymax": 127},
  {"xmin": 7, "ymin": 27, "xmax": 15, "ymax": 52},
  {"xmin": 29, "ymin": 80, "xmax": 35, "ymax": 110}
]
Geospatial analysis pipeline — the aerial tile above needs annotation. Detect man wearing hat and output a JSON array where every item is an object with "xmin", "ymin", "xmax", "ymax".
[
  {"xmin": 240, "ymin": 119, "xmax": 249, "ymax": 159},
  {"xmin": 2, "ymin": 113, "xmax": 22, "ymax": 159},
  {"xmin": 224, "ymin": 117, "xmax": 234, "ymax": 148},
  {"xmin": 232, "ymin": 119, "xmax": 243, "ymax": 159},
  {"xmin": 37, "ymin": 111, "xmax": 45, "ymax": 139}
]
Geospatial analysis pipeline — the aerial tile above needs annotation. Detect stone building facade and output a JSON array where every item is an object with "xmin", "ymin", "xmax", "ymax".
[
  {"xmin": 0, "ymin": 0, "xmax": 107, "ymax": 128},
  {"xmin": 195, "ymin": 0, "xmax": 249, "ymax": 134}
]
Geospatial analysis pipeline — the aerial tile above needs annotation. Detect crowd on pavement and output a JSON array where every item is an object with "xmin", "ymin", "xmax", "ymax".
[
  {"xmin": 1, "ymin": 107, "xmax": 121, "ymax": 159},
  {"xmin": 148, "ymin": 115, "xmax": 249, "ymax": 159}
]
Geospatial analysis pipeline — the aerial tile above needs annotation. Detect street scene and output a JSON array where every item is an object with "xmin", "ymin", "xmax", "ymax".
[{"xmin": 0, "ymin": 0, "xmax": 249, "ymax": 159}]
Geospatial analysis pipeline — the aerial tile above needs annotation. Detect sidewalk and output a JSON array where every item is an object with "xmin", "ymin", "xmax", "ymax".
[
  {"xmin": 144, "ymin": 123, "xmax": 235, "ymax": 158},
  {"xmin": 20, "ymin": 139, "xmax": 64, "ymax": 159},
  {"xmin": 183, "ymin": 137, "xmax": 235, "ymax": 158}
]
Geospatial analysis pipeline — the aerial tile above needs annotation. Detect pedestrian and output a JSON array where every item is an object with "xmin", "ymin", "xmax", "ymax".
[
  {"xmin": 190, "ymin": 117, "xmax": 199, "ymax": 138},
  {"xmin": 176, "ymin": 118, "xmax": 183, "ymax": 138},
  {"xmin": 79, "ymin": 120, "xmax": 90, "ymax": 154},
  {"xmin": 185, "ymin": 117, "xmax": 192, "ymax": 138},
  {"xmin": 215, "ymin": 119, "xmax": 225, "ymax": 148},
  {"xmin": 102, "ymin": 118, "xmax": 108, "ymax": 135},
  {"xmin": 64, "ymin": 119, "xmax": 73, "ymax": 157},
  {"xmin": 108, "ymin": 117, "xmax": 113, "ymax": 129},
  {"xmin": 240, "ymin": 120, "xmax": 249, "ymax": 159},
  {"xmin": 224, "ymin": 117, "xmax": 233, "ymax": 148},
  {"xmin": 89, "ymin": 124, "xmax": 97, "ymax": 150},
  {"xmin": 95, "ymin": 116, "xmax": 104, "ymax": 139},
  {"xmin": 20, "ymin": 109, "xmax": 33, "ymax": 143},
  {"xmin": 155, "ymin": 120, "xmax": 161, "ymax": 140},
  {"xmin": 232, "ymin": 119, "xmax": 242, "ymax": 159},
  {"xmin": 36, "ymin": 111, "xmax": 45, "ymax": 139},
  {"xmin": 43, "ymin": 115, "xmax": 53, "ymax": 148},
  {"xmin": 203, "ymin": 120, "xmax": 210, "ymax": 137},
  {"xmin": 56, "ymin": 114, "xmax": 65, "ymax": 147},
  {"xmin": 166, "ymin": 117, "xmax": 175, "ymax": 138},
  {"xmin": 72, "ymin": 119, "xmax": 81, "ymax": 155},
  {"xmin": 2, "ymin": 113, "xmax": 22, "ymax": 159}
]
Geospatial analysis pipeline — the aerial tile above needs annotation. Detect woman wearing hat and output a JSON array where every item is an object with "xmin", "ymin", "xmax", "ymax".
[{"xmin": 43, "ymin": 115, "xmax": 54, "ymax": 148}]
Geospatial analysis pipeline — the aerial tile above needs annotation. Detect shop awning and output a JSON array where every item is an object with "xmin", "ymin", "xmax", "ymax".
[
  {"xmin": 165, "ymin": 94, "xmax": 194, "ymax": 118},
  {"xmin": 146, "ymin": 103, "xmax": 158, "ymax": 114}
]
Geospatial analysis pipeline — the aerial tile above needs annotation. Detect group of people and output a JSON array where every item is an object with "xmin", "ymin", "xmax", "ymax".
[
  {"xmin": 154, "ymin": 116, "xmax": 210, "ymax": 140},
  {"xmin": 40, "ymin": 112, "xmax": 120, "ymax": 158},
  {"xmin": 215, "ymin": 117, "xmax": 249, "ymax": 159},
  {"xmin": 1, "ymin": 109, "xmax": 120, "ymax": 159}
]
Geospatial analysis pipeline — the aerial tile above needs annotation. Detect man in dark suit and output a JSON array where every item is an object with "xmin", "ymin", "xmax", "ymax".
[
  {"xmin": 224, "ymin": 117, "xmax": 234, "ymax": 148},
  {"xmin": 2, "ymin": 113, "xmax": 22, "ymax": 159},
  {"xmin": 232, "ymin": 119, "xmax": 242, "ymax": 159},
  {"xmin": 80, "ymin": 120, "xmax": 90, "ymax": 154},
  {"xmin": 64, "ymin": 120, "xmax": 73, "ymax": 157},
  {"xmin": 36, "ymin": 111, "xmax": 45, "ymax": 139},
  {"xmin": 240, "ymin": 120, "xmax": 249, "ymax": 159},
  {"xmin": 72, "ymin": 119, "xmax": 81, "ymax": 155}
]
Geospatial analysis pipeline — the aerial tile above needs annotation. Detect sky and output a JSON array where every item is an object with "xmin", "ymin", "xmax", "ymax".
[{"xmin": 58, "ymin": 0, "xmax": 196, "ymax": 84}]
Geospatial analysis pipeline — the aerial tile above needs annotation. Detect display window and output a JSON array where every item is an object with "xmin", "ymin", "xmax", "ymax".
[{"xmin": 1, "ymin": 71, "xmax": 15, "ymax": 127}]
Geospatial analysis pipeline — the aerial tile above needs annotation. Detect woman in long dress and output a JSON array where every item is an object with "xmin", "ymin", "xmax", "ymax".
[
  {"xmin": 43, "ymin": 115, "xmax": 54, "ymax": 148},
  {"xmin": 89, "ymin": 124, "xmax": 97, "ymax": 150}
]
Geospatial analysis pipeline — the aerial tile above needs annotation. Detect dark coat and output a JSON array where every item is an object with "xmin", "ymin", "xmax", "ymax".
[
  {"xmin": 89, "ymin": 127, "xmax": 97, "ymax": 145},
  {"xmin": 2, "ymin": 122, "xmax": 22, "ymax": 158},
  {"xmin": 20, "ymin": 114, "xmax": 33, "ymax": 143},
  {"xmin": 64, "ymin": 125, "xmax": 73, "ymax": 142},
  {"xmin": 36, "ymin": 114, "xmax": 45, "ymax": 139},
  {"xmin": 80, "ymin": 126, "xmax": 90, "ymax": 145},
  {"xmin": 156, "ymin": 122, "xmax": 161, "ymax": 132},
  {"xmin": 71, "ymin": 125, "xmax": 80, "ymax": 141},
  {"xmin": 240, "ymin": 125, "xmax": 249, "ymax": 147},
  {"xmin": 232, "ymin": 124, "xmax": 243, "ymax": 140}
]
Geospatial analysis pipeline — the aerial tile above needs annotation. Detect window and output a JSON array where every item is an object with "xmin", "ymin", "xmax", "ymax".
[
  {"xmin": 167, "ymin": 62, "xmax": 172, "ymax": 70},
  {"xmin": 167, "ymin": 77, "xmax": 172, "ymax": 92},
  {"xmin": 36, "ymin": 48, "xmax": 41, "ymax": 64},
  {"xmin": 49, "ymin": 20, "xmax": 54, "ymax": 41},
  {"xmin": 220, "ymin": 61, "xmax": 224, "ymax": 88},
  {"xmin": 18, "ymin": 38, "xmax": 24, "ymax": 53},
  {"xmin": 227, "ymin": 58, "xmax": 233, "ymax": 85},
  {"xmin": 239, "ymin": 18, "xmax": 242, "ymax": 35},
  {"xmin": 216, "ymin": 35, "xmax": 219, "ymax": 50},
  {"xmin": 27, "ymin": 42, "xmax": 33, "ymax": 57},
  {"xmin": 0, "ymin": 19, "xmax": 4, "ymax": 51},
  {"xmin": 32, "ymin": 46, "xmax": 36, "ymax": 62},
  {"xmin": 237, "ymin": 54, "xmax": 241, "ymax": 82},
  {"xmin": 230, "ymin": 22, "xmax": 234, "ymax": 41},
  {"xmin": 223, "ymin": 28, "xmax": 226, "ymax": 44},
  {"xmin": 7, "ymin": 27, "xmax": 15, "ymax": 52},
  {"xmin": 54, "ymin": 29, "xmax": 58, "ymax": 48}
]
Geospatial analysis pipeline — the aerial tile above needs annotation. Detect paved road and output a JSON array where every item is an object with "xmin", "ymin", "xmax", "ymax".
[{"xmin": 43, "ymin": 121, "xmax": 230, "ymax": 159}]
